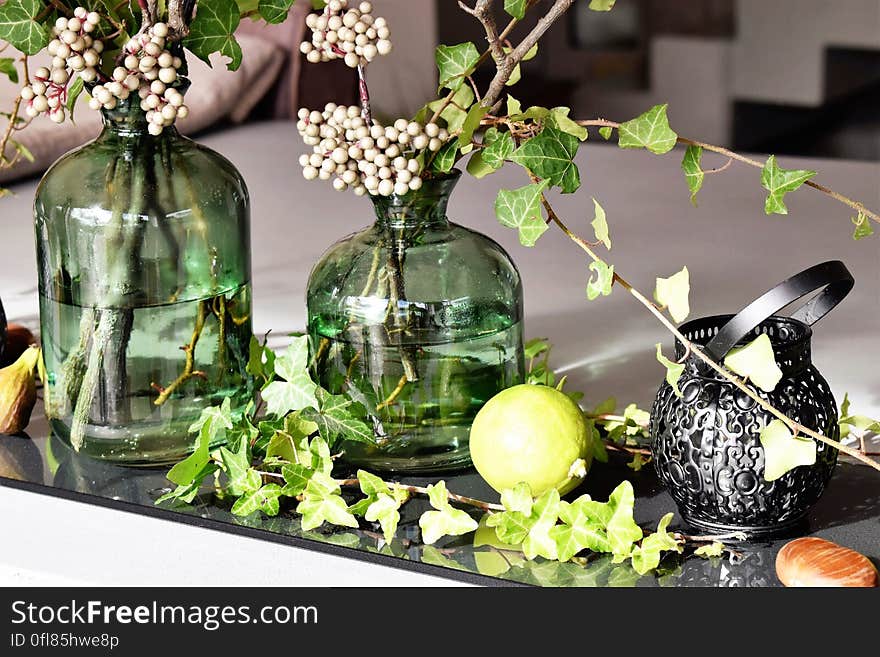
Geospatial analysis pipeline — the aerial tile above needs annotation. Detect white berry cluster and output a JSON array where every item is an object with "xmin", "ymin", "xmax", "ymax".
[
  {"xmin": 297, "ymin": 103, "xmax": 448, "ymax": 196},
  {"xmin": 20, "ymin": 8, "xmax": 103, "ymax": 124},
  {"xmin": 300, "ymin": 1, "xmax": 391, "ymax": 68},
  {"xmin": 88, "ymin": 22, "xmax": 188, "ymax": 135}
]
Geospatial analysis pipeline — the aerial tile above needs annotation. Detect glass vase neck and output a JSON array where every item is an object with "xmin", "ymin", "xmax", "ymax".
[
  {"xmin": 99, "ymin": 97, "xmax": 179, "ymax": 139},
  {"xmin": 370, "ymin": 170, "xmax": 460, "ymax": 229}
]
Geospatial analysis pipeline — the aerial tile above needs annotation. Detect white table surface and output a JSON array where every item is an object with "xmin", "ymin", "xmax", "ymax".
[{"xmin": 0, "ymin": 121, "xmax": 877, "ymax": 586}]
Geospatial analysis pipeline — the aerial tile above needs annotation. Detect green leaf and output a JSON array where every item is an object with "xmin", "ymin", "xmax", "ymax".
[
  {"xmin": 723, "ymin": 333, "xmax": 783, "ymax": 392},
  {"xmin": 258, "ymin": 0, "xmax": 294, "ymax": 23},
  {"xmin": 0, "ymin": 0, "xmax": 49, "ymax": 55},
  {"xmin": 487, "ymin": 508, "xmax": 533, "ymax": 545},
  {"xmin": 760, "ymin": 155, "xmax": 816, "ymax": 215},
  {"xmin": 618, "ymin": 104, "xmax": 678, "ymax": 155},
  {"xmin": 356, "ymin": 469, "xmax": 390, "ymax": 497},
  {"xmin": 280, "ymin": 463, "xmax": 314, "ymax": 497},
  {"xmin": 598, "ymin": 126, "xmax": 613, "ymax": 140},
  {"xmin": 247, "ymin": 334, "xmax": 275, "ymax": 382},
  {"xmin": 694, "ymin": 541, "xmax": 725, "ymax": 558},
  {"xmin": 681, "ymin": 145, "xmax": 704, "ymax": 206},
  {"xmin": 494, "ymin": 180, "xmax": 549, "ymax": 247},
  {"xmin": 510, "ymin": 126, "xmax": 581, "ymax": 193},
  {"xmin": 601, "ymin": 482, "xmax": 643, "ymax": 558},
  {"xmin": 507, "ymin": 95, "xmax": 522, "ymax": 116},
  {"xmin": 261, "ymin": 336, "xmax": 319, "ymax": 416},
  {"xmin": 155, "ymin": 462, "xmax": 218, "ymax": 505},
  {"xmin": 852, "ymin": 211, "xmax": 874, "ymax": 240},
  {"xmin": 167, "ymin": 398, "xmax": 232, "ymax": 487},
  {"xmin": 586, "ymin": 261, "xmax": 614, "ymax": 300},
  {"xmin": 654, "ymin": 266, "xmax": 690, "ymax": 323},
  {"xmin": 12, "ymin": 140, "xmax": 33, "ymax": 163},
  {"xmin": 552, "ymin": 500, "xmax": 609, "ymax": 561},
  {"xmin": 759, "ymin": 419, "xmax": 816, "ymax": 482},
  {"xmin": 630, "ymin": 513, "xmax": 682, "ymax": 575},
  {"xmin": 219, "ymin": 439, "xmax": 257, "ymax": 496},
  {"xmin": 420, "ymin": 546, "xmax": 468, "ymax": 571},
  {"xmin": 297, "ymin": 493, "xmax": 360, "ymax": 531},
  {"xmin": 504, "ymin": 0, "xmax": 528, "ymax": 19},
  {"xmin": 365, "ymin": 493, "xmax": 404, "ymax": 543},
  {"xmin": 184, "ymin": 0, "xmax": 243, "ymax": 71},
  {"xmin": 459, "ymin": 103, "xmax": 489, "ymax": 147},
  {"xmin": 590, "ymin": 197, "xmax": 610, "ymax": 250},
  {"xmin": 418, "ymin": 85, "xmax": 474, "ymax": 132},
  {"xmin": 303, "ymin": 387, "xmax": 374, "ymax": 446},
  {"xmin": 478, "ymin": 126, "xmax": 515, "ymax": 173},
  {"xmin": 656, "ymin": 343, "xmax": 684, "ymax": 397},
  {"xmin": 500, "ymin": 482, "xmax": 534, "ymax": 515},
  {"xmin": 419, "ymin": 481, "xmax": 479, "ymax": 545},
  {"xmin": 430, "ymin": 137, "xmax": 459, "ymax": 173},
  {"xmin": 589, "ymin": 0, "xmax": 617, "ymax": 10},
  {"xmin": 66, "ymin": 76, "xmax": 84, "ymax": 119},
  {"xmin": 587, "ymin": 420, "xmax": 608, "ymax": 463},
  {"xmin": 188, "ymin": 396, "xmax": 234, "ymax": 444},
  {"xmin": 523, "ymin": 337, "xmax": 550, "ymax": 360},
  {"xmin": 548, "ymin": 107, "xmax": 588, "ymax": 141},
  {"xmin": 521, "ymin": 489, "xmax": 561, "ymax": 560},
  {"xmin": 505, "ymin": 43, "xmax": 537, "ymax": 86},
  {"xmin": 435, "ymin": 42, "xmax": 480, "ymax": 92},
  {"xmin": 231, "ymin": 483, "xmax": 283, "ymax": 517},
  {"xmin": 0, "ymin": 57, "xmax": 18, "ymax": 84}
]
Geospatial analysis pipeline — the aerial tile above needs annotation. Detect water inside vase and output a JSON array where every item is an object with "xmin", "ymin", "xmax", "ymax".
[
  {"xmin": 39, "ymin": 283, "xmax": 252, "ymax": 464},
  {"xmin": 310, "ymin": 308, "xmax": 524, "ymax": 473}
]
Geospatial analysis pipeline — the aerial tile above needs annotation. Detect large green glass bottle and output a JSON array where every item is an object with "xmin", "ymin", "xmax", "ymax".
[
  {"xmin": 34, "ymin": 98, "xmax": 253, "ymax": 464},
  {"xmin": 307, "ymin": 170, "xmax": 525, "ymax": 473}
]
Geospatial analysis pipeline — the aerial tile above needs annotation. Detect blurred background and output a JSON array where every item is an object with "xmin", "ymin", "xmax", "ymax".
[{"xmin": 2, "ymin": 0, "xmax": 879, "ymax": 188}]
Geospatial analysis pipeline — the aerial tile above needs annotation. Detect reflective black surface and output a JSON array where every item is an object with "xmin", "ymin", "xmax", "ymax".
[{"xmin": 1, "ymin": 401, "xmax": 878, "ymax": 587}]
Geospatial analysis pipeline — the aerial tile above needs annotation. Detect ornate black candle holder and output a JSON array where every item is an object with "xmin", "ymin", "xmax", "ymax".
[{"xmin": 650, "ymin": 261, "xmax": 854, "ymax": 538}]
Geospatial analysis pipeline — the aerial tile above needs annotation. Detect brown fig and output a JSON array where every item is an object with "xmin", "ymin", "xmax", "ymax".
[
  {"xmin": 776, "ymin": 537, "xmax": 878, "ymax": 587},
  {"xmin": 0, "ymin": 346, "xmax": 40, "ymax": 435},
  {"xmin": 1, "ymin": 323, "xmax": 37, "ymax": 366}
]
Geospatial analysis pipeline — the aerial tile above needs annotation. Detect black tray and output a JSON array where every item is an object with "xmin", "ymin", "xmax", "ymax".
[{"xmin": 2, "ymin": 402, "xmax": 878, "ymax": 587}]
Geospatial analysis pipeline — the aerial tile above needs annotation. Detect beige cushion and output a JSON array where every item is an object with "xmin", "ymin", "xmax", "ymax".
[{"xmin": 0, "ymin": 33, "xmax": 284, "ymax": 184}]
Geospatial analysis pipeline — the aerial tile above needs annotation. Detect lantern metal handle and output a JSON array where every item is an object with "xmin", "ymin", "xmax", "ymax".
[{"xmin": 703, "ymin": 260, "xmax": 854, "ymax": 362}]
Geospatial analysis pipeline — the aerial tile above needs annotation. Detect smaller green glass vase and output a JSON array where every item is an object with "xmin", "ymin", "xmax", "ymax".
[
  {"xmin": 307, "ymin": 170, "xmax": 525, "ymax": 473},
  {"xmin": 34, "ymin": 97, "xmax": 253, "ymax": 464}
]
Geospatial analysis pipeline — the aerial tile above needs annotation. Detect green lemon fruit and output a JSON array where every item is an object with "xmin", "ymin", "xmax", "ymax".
[{"xmin": 469, "ymin": 384, "xmax": 591, "ymax": 496}]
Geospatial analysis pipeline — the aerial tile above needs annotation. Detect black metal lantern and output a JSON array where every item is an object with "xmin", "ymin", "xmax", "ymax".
[{"xmin": 650, "ymin": 261, "xmax": 854, "ymax": 538}]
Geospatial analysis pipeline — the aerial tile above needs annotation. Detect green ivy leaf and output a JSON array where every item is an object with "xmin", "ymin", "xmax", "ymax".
[
  {"xmin": 587, "ymin": 420, "xmax": 608, "ymax": 463},
  {"xmin": 430, "ymin": 137, "xmax": 460, "ymax": 173},
  {"xmin": 852, "ymin": 211, "xmax": 874, "ymax": 240},
  {"xmin": 694, "ymin": 541, "xmax": 725, "ymax": 558},
  {"xmin": 504, "ymin": 0, "xmax": 528, "ymax": 19},
  {"xmin": 586, "ymin": 261, "xmax": 614, "ymax": 300},
  {"xmin": 303, "ymin": 388, "xmax": 374, "ymax": 446},
  {"xmin": 297, "ymin": 492, "xmax": 359, "ymax": 531},
  {"xmin": 459, "ymin": 103, "xmax": 489, "ymax": 148},
  {"xmin": 435, "ymin": 42, "xmax": 480, "ymax": 92},
  {"xmin": 494, "ymin": 180, "xmax": 549, "ymax": 247},
  {"xmin": 258, "ymin": 0, "xmax": 295, "ymax": 23},
  {"xmin": 219, "ymin": 438, "xmax": 257, "ymax": 496},
  {"xmin": 656, "ymin": 343, "xmax": 684, "ymax": 397},
  {"xmin": 521, "ymin": 488, "xmax": 561, "ymax": 560},
  {"xmin": 184, "ymin": 0, "xmax": 243, "ymax": 71},
  {"xmin": 759, "ymin": 419, "xmax": 816, "ymax": 481},
  {"xmin": 65, "ymin": 76, "xmax": 85, "ymax": 120},
  {"xmin": 589, "ymin": 0, "xmax": 617, "ymax": 10},
  {"xmin": 501, "ymin": 482, "xmax": 534, "ymax": 515},
  {"xmin": 511, "ymin": 126, "xmax": 581, "ymax": 193},
  {"xmin": 630, "ymin": 513, "xmax": 682, "ymax": 575},
  {"xmin": 760, "ymin": 155, "xmax": 816, "ymax": 215},
  {"xmin": 548, "ymin": 107, "xmax": 588, "ymax": 141},
  {"xmin": 723, "ymin": 333, "xmax": 783, "ymax": 392},
  {"xmin": 551, "ymin": 500, "xmax": 609, "ymax": 562},
  {"xmin": 523, "ymin": 337, "xmax": 550, "ymax": 360},
  {"xmin": 505, "ymin": 43, "xmax": 537, "ymax": 86},
  {"xmin": 598, "ymin": 126, "xmax": 613, "ymax": 140},
  {"xmin": 0, "ymin": 57, "xmax": 18, "ymax": 84},
  {"xmin": 507, "ymin": 95, "xmax": 522, "ymax": 116},
  {"xmin": 654, "ymin": 266, "xmax": 690, "ymax": 323},
  {"xmin": 247, "ymin": 334, "xmax": 275, "ymax": 383},
  {"xmin": 231, "ymin": 483, "xmax": 283, "ymax": 517},
  {"xmin": 12, "ymin": 139, "xmax": 32, "ymax": 163},
  {"xmin": 281, "ymin": 463, "xmax": 314, "ymax": 497},
  {"xmin": 155, "ymin": 462, "xmax": 218, "ymax": 505},
  {"xmin": 618, "ymin": 104, "xmax": 678, "ymax": 155},
  {"xmin": 681, "ymin": 144, "xmax": 704, "ymax": 206},
  {"xmin": 365, "ymin": 493, "xmax": 404, "ymax": 543},
  {"xmin": 261, "ymin": 336, "xmax": 319, "ymax": 416},
  {"xmin": 590, "ymin": 197, "xmax": 610, "ymax": 250},
  {"xmin": 419, "ymin": 481, "xmax": 479, "ymax": 545},
  {"xmin": 0, "ymin": 0, "xmax": 49, "ymax": 55}
]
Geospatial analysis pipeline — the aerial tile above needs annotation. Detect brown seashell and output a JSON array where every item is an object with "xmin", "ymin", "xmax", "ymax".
[
  {"xmin": 776, "ymin": 537, "xmax": 878, "ymax": 587},
  {"xmin": 2, "ymin": 323, "xmax": 37, "ymax": 366}
]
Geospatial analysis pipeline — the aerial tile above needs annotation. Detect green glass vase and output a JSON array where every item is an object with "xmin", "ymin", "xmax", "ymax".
[
  {"xmin": 307, "ymin": 170, "xmax": 525, "ymax": 473},
  {"xmin": 34, "ymin": 98, "xmax": 253, "ymax": 464}
]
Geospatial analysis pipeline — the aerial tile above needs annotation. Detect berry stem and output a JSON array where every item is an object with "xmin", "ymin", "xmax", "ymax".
[{"xmin": 357, "ymin": 63, "xmax": 372, "ymax": 125}]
